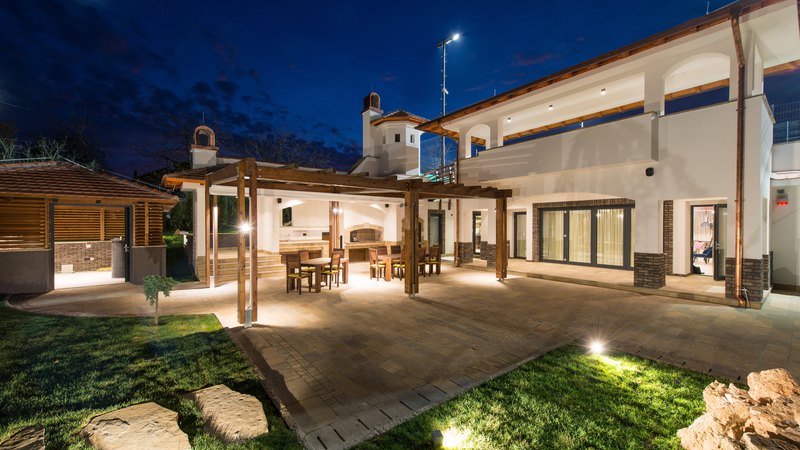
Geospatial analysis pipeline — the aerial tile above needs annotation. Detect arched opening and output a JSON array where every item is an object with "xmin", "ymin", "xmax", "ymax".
[
  {"xmin": 465, "ymin": 124, "xmax": 490, "ymax": 158},
  {"xmin": 193, "ymin": 125, "xmax": 216, "ymax": 148},
  {"xmin": 663, "ymin": 53, "xmax": 731, "ymax": 114}
]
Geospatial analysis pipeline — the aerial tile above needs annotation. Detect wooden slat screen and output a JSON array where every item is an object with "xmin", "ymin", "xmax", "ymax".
[
  {"xmin": 104, "ymin": 208, "xmax": 126, "ymax": 240},
  {"xmin": 54, "ymin": 206, "xmax": 126, "ymax": 242},
  {"xmin": 0, "ymin": 197, "xmax": 47, "ymax": 250},
  {"xmin": 133, "ymin": 202, "xmax": 164, "ymax": 246}
]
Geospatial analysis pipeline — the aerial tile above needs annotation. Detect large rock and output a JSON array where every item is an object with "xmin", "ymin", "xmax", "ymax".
[
  {"xmin": 0, "ymin": 426, "xmax": 44, "ymax": 450},
  {"xmin": 748, "ymin": 369, "xmax": 800, "ymax": 403},
  {"xmin": 81, "ymin": 402, "xmax": 190, "ymax": 450},
  {"xmin": 679, "ymin": 369, "xmax": 800, "ymax": 450},
  {"xmin": 187, "ymin": 384, "xmax": 268, "ymax": 444}
]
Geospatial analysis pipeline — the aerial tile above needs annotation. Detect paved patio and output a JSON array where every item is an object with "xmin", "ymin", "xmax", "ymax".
[{"xmin": 9, "ymin": 263, "xmax": 800, "ymax": 449}]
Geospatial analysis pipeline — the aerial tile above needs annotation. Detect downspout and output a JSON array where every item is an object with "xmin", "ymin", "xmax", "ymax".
[
  {"xmin": 454, "ymin": 138, "xmax": 461, "ymax": 267},
  {"xmin": 731, "ymin": 9, "xmax": 748, "ymax": 307}
]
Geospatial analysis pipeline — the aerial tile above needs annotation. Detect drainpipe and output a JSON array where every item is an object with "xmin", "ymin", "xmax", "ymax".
[{"xmin": 731, "ymin": 9, "xmax": 747, "ymax": 307}]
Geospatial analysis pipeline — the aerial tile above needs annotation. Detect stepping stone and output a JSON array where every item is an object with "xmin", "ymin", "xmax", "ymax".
[
  {"xmin": 0, "ymin": 425, "xmax": 44, "ymax": 450},
  {"xmin": 81, "ymin": 402, "xmax": 190, "ymax": 450},
  {"xmin": 188, "ymin": 384, "xmax": 268, "ymax": 444}
]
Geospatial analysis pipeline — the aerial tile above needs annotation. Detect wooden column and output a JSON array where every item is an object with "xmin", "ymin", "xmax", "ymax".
[
  {"xmin": 236, "ymin": 162, "xmax": 246, "ymax": 324},
  {"xmin": 403, "ymin": 186, "xmax": 420, "ymax": 297},
  {"xmin": 329, "ymin": 201, "xmax": 340, "ymax": 254},
  {"xmin": 496, "ymin": 195, "xmax": 508, "ymax": 280},
  {"xmin": 204, "ymin": 175, "xmax": 211, "ymax": 287},
  {"xmin": 212, "ymin": 195, "xmax": 218, "ymax": 288},
  {"xmin": 454, "ymin": 199, "xmax": 460, "ymax": 266},
  {"xmin": 248, "ymin": 159, "xmax": 259, "ymax": 322}
]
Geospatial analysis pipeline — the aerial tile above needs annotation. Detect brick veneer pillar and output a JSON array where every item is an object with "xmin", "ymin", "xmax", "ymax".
[
  {"xmin": 634, "ymin": 252, "xmax": 666, "ymax": 289},
  {"xmin": 481, "ymin": 241, "xmax": 497, "ymax": 268},
  {"xmin": 663, "ymin": 200, "xmax": 673, "ymax": 275},
  {"xmin": 455, "ymin": 242, "xmax": 473, "ymax": 265},
  {"xmin": 725, "ymin": 257, "xmax": 764, "ymax": 302},
  {"xmin": 763, "ymin": 253, "xmax": 772, "ymax": 289}
]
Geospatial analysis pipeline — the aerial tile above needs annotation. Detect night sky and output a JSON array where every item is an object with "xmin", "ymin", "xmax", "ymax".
[{"xmin": 2, "ymin": 0, "xmax": 799, "ymax": 175}]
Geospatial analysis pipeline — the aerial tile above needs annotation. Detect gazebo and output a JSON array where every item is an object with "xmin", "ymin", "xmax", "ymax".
[
  {"xmin": 189, "ymin": 158, "xmax": 511, "ymax": 324},
  {"xmin": 0, "ymin": 160, "xmax": 177, "ymax": 294}
]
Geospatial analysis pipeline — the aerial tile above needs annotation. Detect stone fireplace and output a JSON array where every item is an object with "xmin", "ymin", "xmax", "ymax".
[{"xmin": 343, "ymin": 223, "xmax": 385, "ymax": 262}]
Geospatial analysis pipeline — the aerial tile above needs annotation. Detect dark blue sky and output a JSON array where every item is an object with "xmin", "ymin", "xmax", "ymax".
[{"xmin": 1, "ymin": 0, "xmax": 798, "ymax": 174}]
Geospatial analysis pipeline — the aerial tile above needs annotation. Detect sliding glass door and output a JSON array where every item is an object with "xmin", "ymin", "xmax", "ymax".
[{"xmin": 540, "ymin": 206, "xmax": 634, "ymax": 269}]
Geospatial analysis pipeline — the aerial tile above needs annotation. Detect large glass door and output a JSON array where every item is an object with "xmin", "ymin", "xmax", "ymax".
[
  {"xmin": 428, "ymin": 211, "xmax": 444, "ymax": 249},
  {"xmin": 540, "ymin": 206, "xmax": 633, "ymax": 268},
  {"xmin": 513, "ymin": 212, "xmax": 526, "ymax": 258},
  {"xmin": 472, "ymin": 211, "xmax": 482, "ymax": 256},
  {"xmin": 714, "ymin": 204, "xmax": 727, "ymax": 280}
]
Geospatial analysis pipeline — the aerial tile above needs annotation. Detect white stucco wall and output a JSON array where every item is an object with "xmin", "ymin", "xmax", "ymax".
[
  {"xmin": 457, "ymin": 96, "xmax": 772, "ymax": 259},
  {"xmin": 771, "ymin": 182, "xmax": 800, "ymax": 286}
]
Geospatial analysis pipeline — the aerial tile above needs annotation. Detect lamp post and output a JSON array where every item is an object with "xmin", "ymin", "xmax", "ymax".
[{"xmin": 436, "ymin": 33, "xmax": 459, "ymax": 172}]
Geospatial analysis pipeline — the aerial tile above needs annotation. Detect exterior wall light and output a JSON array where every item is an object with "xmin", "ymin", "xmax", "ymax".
[
  {"xmin": 777, "ymin": 188, "xmax": 788, "ymax": 206},
  {"xmin": 238, "ymin": 222, "xmax": 251, "ymax": 234}
]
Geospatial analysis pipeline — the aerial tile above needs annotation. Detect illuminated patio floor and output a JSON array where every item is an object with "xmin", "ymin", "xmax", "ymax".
[{"xmin": 11, "ymin": 263, "xmax": 800, "ymax": 449}]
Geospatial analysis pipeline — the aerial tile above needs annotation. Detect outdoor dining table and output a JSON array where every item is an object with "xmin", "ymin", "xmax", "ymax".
[
  {"xmin": 300, "ymin": 257, "xmax": 349, "ymax": 293},
  {"xmin": 378, "ymin": 253, "xmax": 402, "ymax": 281}
]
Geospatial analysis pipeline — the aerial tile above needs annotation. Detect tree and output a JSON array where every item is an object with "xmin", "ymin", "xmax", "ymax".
[
  {"xmin": 143, "ymin": 275, "xmax": 178, "ymax": 326},
  {"xmin": 243, "ymin": 132, "xmax": 334, "ymax": 168}
]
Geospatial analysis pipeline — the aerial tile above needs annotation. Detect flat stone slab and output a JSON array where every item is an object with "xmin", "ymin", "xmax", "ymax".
[
  {"xmin": 188, "ymin": 384, "xmax": 268, "ymax": 444},
  {"xmin": 80, "ymin": 402, "xmax": 190, "ymax": 450},
  {"xmin": 0, "ymin": 425, "xmax": 44, "ymax": 450}
]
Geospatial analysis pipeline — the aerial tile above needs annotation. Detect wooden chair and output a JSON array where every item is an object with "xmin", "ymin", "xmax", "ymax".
[
  {"xmin": 417, "ymin": 246, "xmax": 428, "ymax": 277},
  {"xmin": 392, "ymin": 258, "xmax": 405, "ymax": 280},
  {"xmin": 426, "ymin": 246, "xmax": 441, "ymax": 275},
  {"xmin": 390, "ymin": 245, "xmax": 401, "ymax": 254},
  {"xmin": 298, "ymin": 251, "xmax": 315, "ymax": 275},
  {"xmin": 321, "ymin": 253, "xmax": 342, "ymax": 289},
  {"xmin": 285, "ymin": 253, "xmax": 312, "ymax": 294},
  {"xmin": 376, "ymin": 246, "xmax": 388, "ymax": 256},
  {"xmin": 369, "ymin": 248, "xmax": 385, "ymax": 280}
]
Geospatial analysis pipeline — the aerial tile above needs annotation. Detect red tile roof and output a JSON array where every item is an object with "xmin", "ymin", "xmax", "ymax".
[
  {"xmin": 0, "ymin": 161, "xmax": 177, "ymax": 203},
  {"xmin": 371, "ymin": 110, "xmax": 428, "ymax": 126}
]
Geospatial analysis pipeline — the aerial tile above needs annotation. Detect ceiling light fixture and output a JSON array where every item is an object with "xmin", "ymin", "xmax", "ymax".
[
  {"xmin": 600, "ymin": 88, "xmax": 607, "ymax": 95},
  {"xmin": 548, "ymin": 104, "xmax": 554, "ymax": 111}
]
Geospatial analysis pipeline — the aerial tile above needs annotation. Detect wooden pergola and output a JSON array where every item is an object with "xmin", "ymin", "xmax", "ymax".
[{"xmin": 203, "ymin": 158, "xmax": 511, "ymax": 325}]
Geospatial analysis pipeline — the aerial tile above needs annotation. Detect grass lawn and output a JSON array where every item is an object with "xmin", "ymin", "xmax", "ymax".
[
  {"xmin": 358, "ymin": 345, "xmax": 717, "ymax": 450},
  {"xmin": 0, "ymin": 305, "xmax": 299, "ymax": 449}
]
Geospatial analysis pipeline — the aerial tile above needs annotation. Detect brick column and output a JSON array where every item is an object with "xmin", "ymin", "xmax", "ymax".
[
  {"xmin": 530, "ymin": 206, "xmax": 540, "ymax": 262},
  {"xmin": 663, "ymin": 200, "xmax": 673, "ymax": 275},
  {"xmin": 725, "ymin": 257, "xmax": 764, "ymax": 302},
  {"xmin": 481, "ymin": 241, "xmax": 497, "ymax": 268},
  {"xmin": 634, "ymin": 252, "xmax": 666, "ymax": 289},
  {"xmin": 455, "ymin": 242, "xmax": 473, "ymax": 265},
  {"xmin": 763, "ymin": 253, "xmax": 772, "ymax": 289}
]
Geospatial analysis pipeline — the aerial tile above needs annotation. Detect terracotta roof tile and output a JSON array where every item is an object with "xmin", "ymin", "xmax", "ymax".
[{"xmin": 0, "ymin": 161, "xmax": 177, "ymax": 203}]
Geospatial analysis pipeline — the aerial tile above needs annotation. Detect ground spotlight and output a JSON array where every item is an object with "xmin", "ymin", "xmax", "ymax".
[{"xmin": 589, "ymin": 340, "xmax": 605, "ymax": 354}]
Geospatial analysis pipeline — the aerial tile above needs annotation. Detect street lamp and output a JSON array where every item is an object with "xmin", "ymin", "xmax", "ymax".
[{"xmin": 436, "ymin": 33, "xmax": 460, "ymax": 171}]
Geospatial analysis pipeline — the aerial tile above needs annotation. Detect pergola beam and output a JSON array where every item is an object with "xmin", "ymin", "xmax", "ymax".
[{"xmin": 207, "ymin": 161, "xmax": 242, "ymax": 185}]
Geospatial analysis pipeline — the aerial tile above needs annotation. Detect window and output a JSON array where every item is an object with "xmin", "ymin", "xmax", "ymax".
[
  {"xmin": 410, "ymin": 134, "xmax": 415, "ymax": 144},
  {"xmin": 383, "ymin": 135, "xmax": 386, "ymax": 144},
  {"xmin": 394, "ymin": 133, "xmax": 400, "ymax": 143},
  {"xmin": 281, "ymin": 207, "xmax": 292, "ymax": 226},
  {"xmin": 540, "ymin": 206, "xmax": 633, "ymax": 269}
]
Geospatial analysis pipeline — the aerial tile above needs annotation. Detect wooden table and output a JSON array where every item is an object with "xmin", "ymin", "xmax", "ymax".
[
  {"xmin": 301, "ymin": 257, "xmax": 349, "ymax": 292},
  {"xmin": 378, "ymin": 253, "xmax": 402, "ymax": 281}
]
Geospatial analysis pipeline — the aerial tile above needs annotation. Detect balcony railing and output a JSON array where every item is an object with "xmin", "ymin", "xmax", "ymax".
[
  {"xmin": 422, "ymin": 163, "xmax": 456, "ymax": 184},
  {"xmin": 773, "ymin": 101, "xmax": 800, "ymax": 144}
]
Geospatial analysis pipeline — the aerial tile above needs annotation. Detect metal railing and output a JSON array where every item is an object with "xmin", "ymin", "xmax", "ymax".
[
  {"xmin": 773, "ymin": 101, "xmax": 800, "ymax": 144},
  {"xmin": 422, "ymin": 163, "xmax": 456, "ymax": 184}
]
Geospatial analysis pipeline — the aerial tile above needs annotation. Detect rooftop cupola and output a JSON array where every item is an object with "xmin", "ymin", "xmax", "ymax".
[
  {"xmin": 362, "ymin": 92, "xmax": 382, "ymax": 114},
  {"xmin": 190, "ymin": 125, "xmax": 218, "ymax": 168}
]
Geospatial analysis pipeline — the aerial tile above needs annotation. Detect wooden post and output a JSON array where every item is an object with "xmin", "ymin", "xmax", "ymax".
[
  {"xmin": 404, "ymin": 185, "xmax": 420, "ymax": 297},
  {"xmin": 329, "ymin": 201, "xmax": 340, "ymax": 255},
  {"xmin": 454, "ymin": 199, "xmax": 460, "ymax": 266},
  {"xmin": 204, "ymin": 175, "xmax": 211, "ymax": 287},
  {"xmin": 99, "ymin": 208, "xmax": 105, "ymax": 241},
  {"xmin": 248, "ymin": 159, "xmax": 259, "ymax": 322},
  {"xmin": 212, "ymin": 195, "xmax": 218, "ymax": 288},
  {"xmin": 496, "ymin": 195, "xmax": 508, "ymax": 280},
  {"xmin": 236, "ymin": 162, "xmax": 246, "ymax": 324}
]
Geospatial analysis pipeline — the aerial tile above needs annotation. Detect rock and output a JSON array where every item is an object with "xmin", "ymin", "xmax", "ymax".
[
  {"xmin": 187, "ymin": 384, "xmax": 268, "ymax": 444},
  {"xmin": 680, "ymin": 369, "xmax": 800, "ymax": 450},
  {"xmin": 677, "ymin": 415, "xmax": 742, "ymax": 450},
  {"xmin": 749, "ymin": 396, "xmax": 800, "ymax": 445},
  {"xmin": 0, "ymin": 426, "xmax": 44, "ymax": 450},
  {"xmin": 81, "ymin": 402, "xmax": 190, "ymax": 450},
  {"xmin": 748, "ymin": 369, "xmax": 800, "ymax": 402},
  {"xmin": 742, "ymin": 432, "xmax": 800, "ymax": 450}
]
